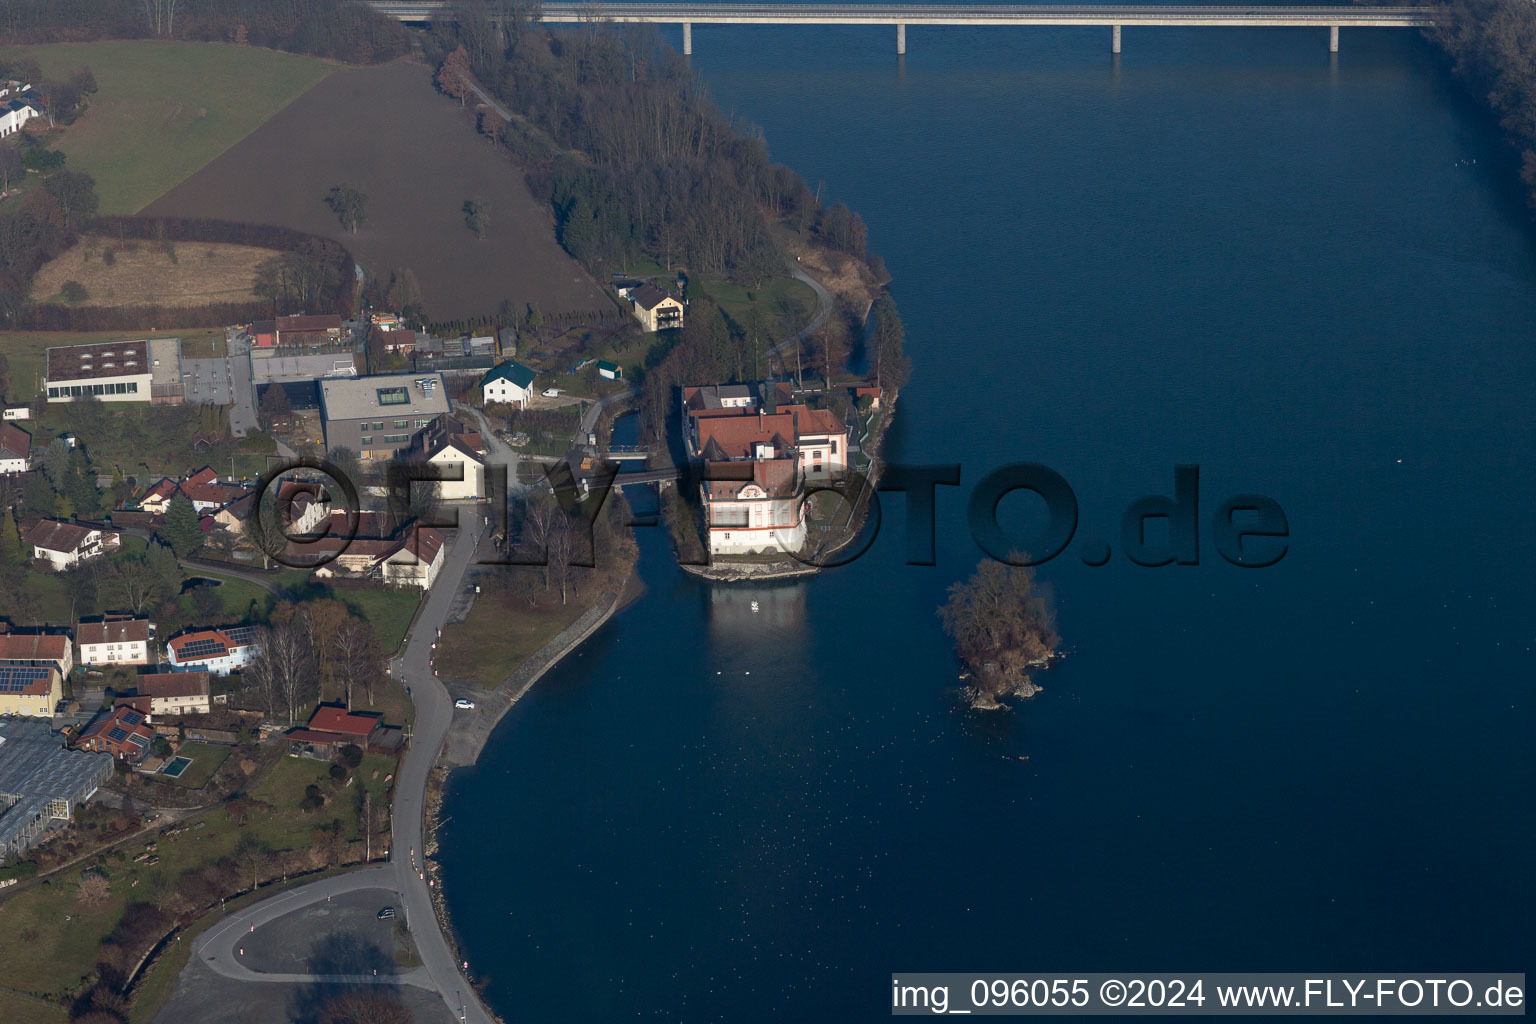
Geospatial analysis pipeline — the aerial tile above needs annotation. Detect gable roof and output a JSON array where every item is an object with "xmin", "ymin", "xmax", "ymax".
[
  {"xmin": 481, "ymin": 361, "xmax": 537, "ymax": 390},
  {"xmin": 0, "ymin": 423, "xmax": 29, "ymax": 460},
  {"xmin": 630, "ymin": 284, "xmax": 676, "ymax": 311},
  {"xmin": 137, "ymin": 672, "xmax": 210, "ymax": 700},
  {"xmin": 307, "ymin": 706, "xmax": 380, "ymax": 737},
  {"xmin": 429, "ymin": 436, "xmax": 486, "ymax": 466},
  {"xmin": 0, "ymin": 633, "xmax": 70, "ymax": 664},
  {"xmin": 77, "ymin": 617, "xmax": 151, "ymax": 646},
  {"xmin": 23, "ymin": 519, "xmax": 100, "ymax": 553}
]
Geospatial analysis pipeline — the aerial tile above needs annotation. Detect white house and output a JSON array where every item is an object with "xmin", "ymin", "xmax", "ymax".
[
  {"xmin": 165, "ymin": 626, "xmax": 259, "ymax": 675},
  {"xmin": 136, "ymin": 672, "xmax": 211, "ymax": 716},
  {"xmin": 24, "ymin": 520, "xmax": 121, "ymax": 572},
  {"xmin": 0, "ymin": 423, "xmax": 30, "ymax": 474},
  {"xmin": 76, "ymin": 616, "xmax": 154, "ymax": 667},
  {"xmin": 0, "ymin": 96, "xmax": 38, "ymax": 139},
  {"xmin": 375, "ymin": 526, "xmax": 446, "ymax": 589},
  {"xmin": 480, "ymin": 361, "xmax": 537, "ymax": 409},
  {"xmin": 426, "ymin": 438, "xmax": 486, "ymax": 501}
]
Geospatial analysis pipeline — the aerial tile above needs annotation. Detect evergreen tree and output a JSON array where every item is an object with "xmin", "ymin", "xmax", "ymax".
[
  {"xmin": 0, "ymin": 511, "xmax": 23, "ymax": 565},
  {"xmin": 163, "ymin": 493, "xmax": 204, "ymax": 555}
]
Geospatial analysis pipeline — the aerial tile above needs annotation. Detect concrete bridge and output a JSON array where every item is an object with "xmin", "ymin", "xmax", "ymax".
[{"xmin": 368, "ymin": 4, "xmax": 1435, "ymax": 54}]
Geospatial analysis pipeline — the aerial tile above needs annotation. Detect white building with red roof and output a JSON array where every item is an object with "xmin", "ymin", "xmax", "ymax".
[{"xmin": 165, "ymin": 627, "xmax": 260, "ymax": 675}]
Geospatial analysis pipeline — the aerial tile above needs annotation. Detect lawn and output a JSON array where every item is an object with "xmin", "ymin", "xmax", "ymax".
[
  {"xmin": 0, "ymin": 990, "xmax": 67, "ymax": 1024},
  {"xmin": 1, "ymin": 41, "xmax": 336, "ymax": 214},
  {"xmin": 690, "ymin": 273, "xmax": 816, "ymax": 338},
  {"xmin": 275, "ymin": 575, "xmax": 421, "ymax": 653},
  {"xmin": 161, "ymin": 741, "xmax": 232, "ymax": 790},
  {"xmin": 437, "ymin": 588, "xmax": 588, "ymax": 688}
]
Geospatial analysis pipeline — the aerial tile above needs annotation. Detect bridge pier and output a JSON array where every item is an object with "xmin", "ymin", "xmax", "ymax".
[
  {"xmin": 1112, "ymin": 24, "xmax": 1121, "ymax": 54},
  {"xmin": 1329, "ymin": 24, "xmax": 1338, "ymax": 52},
  {"xmin": 683, "ymin": 21, "xmax": 692, "ymax": 55},
  {"xmin": 897, "ymin": 22, "xmax": 906, "ymax": 54}
]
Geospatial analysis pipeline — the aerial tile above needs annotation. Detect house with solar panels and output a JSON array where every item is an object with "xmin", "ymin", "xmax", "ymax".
[
  {"xmin": 0, "ymin": 664, "xmax": 63, "ymax": 718},
  {"xmin": 75, "ymin": 703, "xmax": 155, "ymax": 762},
  {"xmin": 0, "ymin": 718, "xmax": 114, "ymax": 858},
  {"xmin": 165, "ymin": 627, "xmax": 260, "ymax": 675}
]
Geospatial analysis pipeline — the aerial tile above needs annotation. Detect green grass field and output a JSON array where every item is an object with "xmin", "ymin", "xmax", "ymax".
[
  {"xmin": 0, "ymin": 988, "xmax": 68, "ymax": 1024},
  {"xmin": 0, "ymin": 41, "xmax": 336, "ymax": 214},
  {"xmin": 437, "ymin": 591, "xmax": 587, "ymax": 688},
  {"xmin": 161, "ymin": 741, "xmax": 232, "ymax": 789}
]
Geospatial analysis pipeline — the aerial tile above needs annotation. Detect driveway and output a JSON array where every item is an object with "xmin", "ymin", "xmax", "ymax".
[{"xmin": 226, "ymin": 331, "xmax": 259, "ymax": 438}]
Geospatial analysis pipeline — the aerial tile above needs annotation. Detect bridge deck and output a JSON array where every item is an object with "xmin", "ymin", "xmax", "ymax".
[{"xmin": 373, "ymin": 3, "xmax": 1434, "ymax": 27}]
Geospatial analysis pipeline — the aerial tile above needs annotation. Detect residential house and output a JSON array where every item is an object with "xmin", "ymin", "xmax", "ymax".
[
  {"xmin": 136, "ymin": 477, "xmax": 180, "ymax": 515},
  {"xmin": 0, "ymin": 718, "xmax": 113, "ymax": 859},
  {"xmin": 854, "ymin": 385, "xmax": 882, "ymax": 409},
  {"xmin": 286, "ymin": 705, "xmax": 403, "ymax": 756},
  {"xmin": 0, "ymin": 632, "xmax": 74, "ymax": 678},
  {"xmin": 178, "ymin": 467, "xmax": 251, "ymax": 514},
  {"xmin": 76, "ymin": 704, "xmax": 155, "ymax": 762},
  {"xmin": 480, "ymin": 361, "xmax": 537, "ymax": 409},
  {"xmin": 136, "ymin": 672, "xmax": 211, "ymax": 716},
  {"xmin": 0, "ymin": 422, "xmax": 30, "ymax": 474},
  {"xmin": 424, "ymin": 437, "xmax": 486, "ymax": 501},
  {"xmin": 375, "ymin": 526, "xmax": 446, "ymax": 589},
  {"xmin": 0, "ymin": 94, "xmax": 38, "ymax": 138},
  {"xmin": 0, "ymin": 664, "xmax": 63, "ymax": 718},
  {"xmin": 165, "ymin": 626, "xmax": 260, "ymax": 675},
  {"xmin": 24, "ymin": 520, "xmax": 121, "ymax": 572},
  {"xmin": 629, "ymin": 284, "xmax": 685, "ymax": 332},
  {"xmin": 77, "ymin": 616, "xmax": 154, "ymax": 667}
]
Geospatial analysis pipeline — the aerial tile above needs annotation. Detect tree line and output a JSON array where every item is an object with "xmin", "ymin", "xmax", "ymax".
[
  {"xmin": 429, "ymin": 13, "xmax": 874, "ymax": 284},
  {"xmin": 0, "ymin": 0, "xmax": 413, "ymax": 65},
  {"xmin": 0, "ymin": 211, "xmax": 357, "ymax": 329},
  {"xmin": 1432, "ymin": 0, "xmax": 1536, "ymax": 209}
]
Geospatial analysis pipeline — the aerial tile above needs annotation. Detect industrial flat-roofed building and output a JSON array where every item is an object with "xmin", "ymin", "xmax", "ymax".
[
  {"xmin": 43, "ymin": 338, "xmax": 184, "ymax": 404},
  {"xmin": 0, "ymin": 718, "xmax": 113, "ymax": 858},
  {"xmin": 319, "ymin": 373, "xmax": 450, "ymax": 461}
]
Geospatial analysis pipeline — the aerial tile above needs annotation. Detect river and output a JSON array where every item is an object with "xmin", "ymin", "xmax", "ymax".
[{"xmin": 438, "ymin": 19, "xmax": 1536, "ymax": 1021}]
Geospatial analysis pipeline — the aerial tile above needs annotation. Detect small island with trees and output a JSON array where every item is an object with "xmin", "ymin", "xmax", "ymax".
[{"xmin": 938, "ymin": 558, "xmax": 1061, "ymax": 710}]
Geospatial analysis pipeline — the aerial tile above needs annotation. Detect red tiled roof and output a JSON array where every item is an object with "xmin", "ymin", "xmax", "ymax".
[
  {"xmin": 0, "ymin": 633, "xmax": 69, "ymax": 663},
  {"xmin": 0, "ymin": 422, "xmax": 29, "ymax": 460},
  {"xmin": 703, "ymin": 457, "xmax": 800, "ymax": 500},
  {"xmin": 307, "ymin": 707, "xmax": 379, "ymax": 737},
  {"xmin": 137, "ymin": 672, "xmax": 210, "ymax": 699},
  {"xmin": 697, "ymin": 412, "xmax": 798, "ymax": 460},
  {"xmin": 186, "ymin": 467, "xmax": 218, "ymax": 487},
  {"xmin": 276, "ymin": 314, "xmax": 342, "ymax": 333}
]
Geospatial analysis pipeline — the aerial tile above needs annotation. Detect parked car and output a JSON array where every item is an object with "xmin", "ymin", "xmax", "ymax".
[
  {"xmin": 542, "ymin": 387, "xmax": 560, "ymax": 397},
  {"xmin": 377, "ymin": 906, "xmax": 396, "ymax": 920},
  {"xmin": 454, "ymin": 698, "xmax": 476, "ymax": 710}
]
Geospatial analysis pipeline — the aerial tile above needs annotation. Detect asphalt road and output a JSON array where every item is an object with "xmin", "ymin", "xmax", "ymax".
[{"xmin": 192, "ymin": 522, "xmax": 497, "ymax": 1024}]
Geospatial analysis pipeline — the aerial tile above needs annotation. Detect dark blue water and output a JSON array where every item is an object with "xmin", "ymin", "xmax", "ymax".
[{"xmin": 440, "ymin": 23, "xmax": 1536, "ymax": 1020}]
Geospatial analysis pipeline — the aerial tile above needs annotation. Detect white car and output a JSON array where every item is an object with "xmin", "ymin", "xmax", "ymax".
[
  {"xmin": 542, "ymin": 387, "xmax": 560, "ymax": 397},
  {"xmin": 454, "ymin": 698, "xmax": 476, "ymax": 710}
]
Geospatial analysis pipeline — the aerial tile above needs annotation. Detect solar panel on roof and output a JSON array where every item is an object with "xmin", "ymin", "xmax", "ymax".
[
  {"xmin": 0, "ymin": 666, "xmax": 49, "ymax": 693},
  {"xmin": 107, "ymin": 727, "xmax": 127, "ymax": 742},
  {"xmin": 175, "ymin": 637, "xmax": 229, "ymax": 660},
  {"xmin": 121, "ymin": 711, "xmax": 142, "ymax": 725}
]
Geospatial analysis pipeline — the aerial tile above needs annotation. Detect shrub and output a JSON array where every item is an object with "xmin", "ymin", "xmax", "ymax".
[{"xmin": 60, "ymin": 280, "xmax": 90, "ymax": 304}]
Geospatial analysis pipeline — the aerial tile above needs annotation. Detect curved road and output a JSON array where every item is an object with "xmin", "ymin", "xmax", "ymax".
[{"xmin": 193, "ymin": 522, "xmax": 497, "ymax": 1024}]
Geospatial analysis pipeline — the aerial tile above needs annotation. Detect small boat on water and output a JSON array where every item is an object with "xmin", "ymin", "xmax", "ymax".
[{"xmin": 750, "ymin": 600, "xmax": 760, "ymax": 612}]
